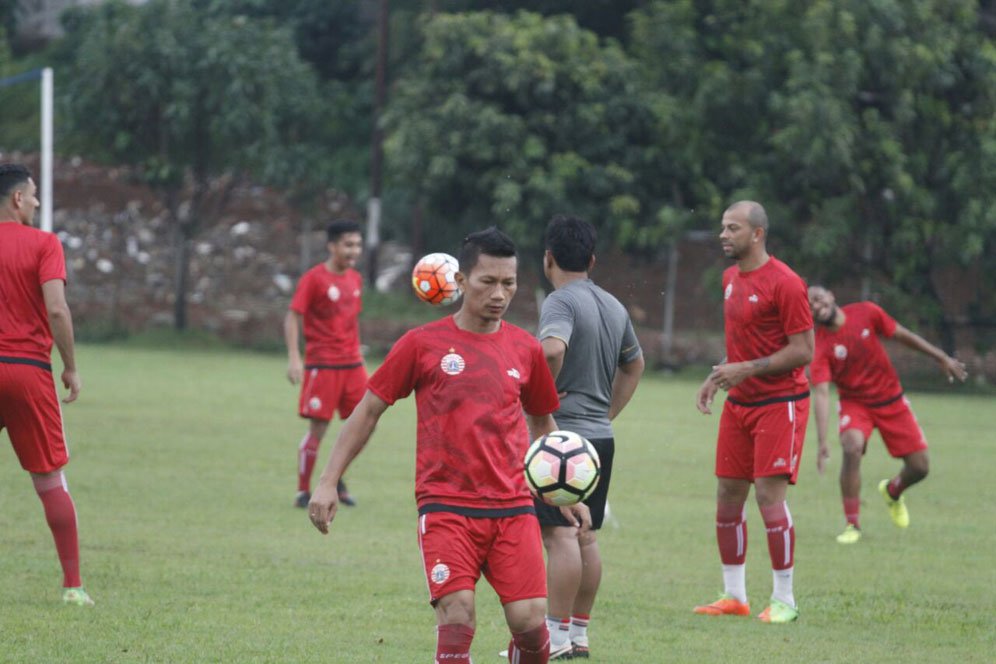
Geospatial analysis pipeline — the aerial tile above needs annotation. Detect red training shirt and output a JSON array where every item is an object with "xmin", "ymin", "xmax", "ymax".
[
  {"xmin": 367, "ymin": 316, "xmax": 560, "ymax": 511},
  {"xmin": 289, "ymin": 264, "xmax": 363, "ymax": 365},
  {"xmin": 810, "ymin": 301, "xmax": 903, "ymax": 404},
  {"xmin": 0, "ymin": 223, "xmax": 66, "ymax": 364},
  {"xmin": 722, "ymin": 257, "xmax": 813, "ymax": 403}
]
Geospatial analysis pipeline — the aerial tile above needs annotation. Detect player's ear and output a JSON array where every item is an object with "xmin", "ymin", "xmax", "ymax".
[{"xmin": 588, "ymin": 255, "xmax": 596, "ymax": 271}]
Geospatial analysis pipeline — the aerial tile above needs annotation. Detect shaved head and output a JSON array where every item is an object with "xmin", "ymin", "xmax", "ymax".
[{"xmin": 725, "ymin": 200, "xmax": 768, "ymax": 234}]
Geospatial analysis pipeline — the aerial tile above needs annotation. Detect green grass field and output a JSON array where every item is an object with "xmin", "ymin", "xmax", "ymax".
[{"xmin": 1, "ymin": 344, "xmax": 993, "ymax": 663}]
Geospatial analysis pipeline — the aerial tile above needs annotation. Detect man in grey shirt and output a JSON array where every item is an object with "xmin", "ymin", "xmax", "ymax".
[{"xmin": 535, "ymin": 215, "xmax": 644, "ymax": 659}]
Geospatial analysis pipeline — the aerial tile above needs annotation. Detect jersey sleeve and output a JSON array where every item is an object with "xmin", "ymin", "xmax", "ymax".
[
  {"xmin": 809, "ymin": 338, "xmax": 831, "ymax": 385},
  {"xmin": 537, "ymin": 291, "xmax": 574, "ymax": 346},
  {"xmin": 869, "ymin": 302, "xmax": 898, "ymax": 338},
  {"xmin": 367, "ymin": 330, "xmax": 419, "ymax": 405},
  {"xmin": 619, "ymin": 317, "xmax": 642, "ymax": 365},
  {"xmin": 520, "ymin": 340, "xmax": 560, "ymax": 417},
  {"xmin": 38, "ymin": 234, "xmax": 66, "ymax": 284},
  {"xmin": 778, "ymin": 274, "xmax": 814, "ymax": 337},
  {"xmin": 289, "ymin": 270, "xmax": 312, "ymax": 314}
]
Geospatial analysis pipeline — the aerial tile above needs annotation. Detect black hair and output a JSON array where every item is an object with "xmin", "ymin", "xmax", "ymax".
[
  {"xmin": 0, "ymin": 163, "xmax": 33, "ymax": 199},
  {"xmin": 545, "ymin": 214, "xmax": 596, "ymax": 272},
  {"xmin": 326, "ymin": 219, "xmax": 362, "ymax": 242},
  {"xmin": 458, "ymin": 226, "xmax": 517, "ymax": 275}
]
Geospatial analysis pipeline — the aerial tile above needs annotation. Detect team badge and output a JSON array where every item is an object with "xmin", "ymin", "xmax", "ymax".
[
  {"xmin": 308, "ymin": 397, "xmax": 322, "ymax": 411},
  {"xmin": 834, "ymin": 344, "xmax": 847, "ymax": 360},
  {"xmin": 724, "ymin": 283, "xmax": 733, "ymax": 300},
  {"xmin": 840, "ymin": 414, "xmax": 851, "ymax": 428},
  {"xmin": 430, "ymin": 563, "xmax": 450, "ymax": 584},
  {"xmin": 440, "ymin": 351, "xmax": 466, "ymax": 376},
  {"xmin": 861, "ymin": 328, "xmax": 871, "ymax": 338},
  {"xmin": 327, "ymin": 285, "xmax": 341, "ymax": 301}
]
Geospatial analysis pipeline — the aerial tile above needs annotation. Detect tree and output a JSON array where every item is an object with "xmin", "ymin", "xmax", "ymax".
[
  {"xmin": 61, "ymin": 0, "xmax": 322, "ymax": 329},
  {"xmin": 384, "ymin": 11, "xmax": 658, "ymax": 253}
]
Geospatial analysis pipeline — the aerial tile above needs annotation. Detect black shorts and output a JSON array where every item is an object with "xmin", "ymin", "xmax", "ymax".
[{"xmin": 534, "ymin": 437, "xmax": 614, "ymax": 530}]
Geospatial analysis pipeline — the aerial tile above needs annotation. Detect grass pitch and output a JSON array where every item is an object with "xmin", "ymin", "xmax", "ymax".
[{"xmin": 1, "ymin": 344, "xmax": 993, "ymax": 663}]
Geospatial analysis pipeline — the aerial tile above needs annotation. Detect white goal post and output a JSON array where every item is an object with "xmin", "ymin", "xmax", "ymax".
[{"xmin": 0, "ymin": 66, "xmax": 54, "ymax": 232}]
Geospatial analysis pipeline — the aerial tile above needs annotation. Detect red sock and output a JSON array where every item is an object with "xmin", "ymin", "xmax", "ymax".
[
  {"xmin": 508, "ymin": 623, "xmax": 550, "ymax": 664},
  {"xmin": 716, "ymin": 502, "xmax": 747, "ymax": 565},
  {"xmin": 760, "ymin": 501, "xmax": 795, "ymax": 571},
  {"xmin": 887, "ymin": 476, "xmax": 907, "ymax": 500},
  {"xmin": 843, "ymin": 497, "xmax": 861, "ymax": 528},
  {"xmin": 32, "ymin": 473, "xmax": 82, "ymax": 588},
  {"xmin": 436, "ymin": 623, "xmax": 473, "ymax": 663},
  {"xmin": 297, "ymin": 432, "xmax": 321, "ymax": 492}
]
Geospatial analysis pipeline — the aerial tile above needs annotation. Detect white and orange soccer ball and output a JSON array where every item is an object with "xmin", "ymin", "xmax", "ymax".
[
  {"xmin": 524, "ymin": 430, "xmax": 601, "ymax": 506},
  {"xmin": 411, "ymin": 252, "xmax": 461, "ymax": 305}
]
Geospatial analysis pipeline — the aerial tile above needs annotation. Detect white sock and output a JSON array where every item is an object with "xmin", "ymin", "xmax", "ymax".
[
  {"xmin": 722, "ymin": 563, "xmax": 747, "ymax": 602},
  {"xmin": 772, "ymin": 566, "xmax": 795, "ymax": 608},
  {"xmin": 546, "ymin": 616, "xmax": 570, "ymax": 650},
  {"xmin": 569, "ymin": 615, "xmax": 589, "ymax": 647}
]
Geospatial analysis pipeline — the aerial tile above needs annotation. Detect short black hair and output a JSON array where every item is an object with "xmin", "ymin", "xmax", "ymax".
[
  {"xmin": 327, "ymin": 219, "xmax": 362, "ymax": 242},
  {"xmin": 458, "ymin": 226, "xmax": 517, "ymax": 275},
  {"xmin": 545, "ymin": 214, "xmax": 596, "ymax": 272},
  {"xmin": 0, "ymin": 163, "xmax": 33, "ymax": 199}
]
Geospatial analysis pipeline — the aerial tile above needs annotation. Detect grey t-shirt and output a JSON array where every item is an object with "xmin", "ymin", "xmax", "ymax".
[{"xmin": 538, "ymin": 279, "xmax": 642, "ymax": 439}]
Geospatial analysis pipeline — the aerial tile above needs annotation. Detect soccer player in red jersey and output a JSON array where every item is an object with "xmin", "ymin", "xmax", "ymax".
[
  {"xmin": 284, "ymin": 220, "xmax": 367, "ymax": 509},
  {"xmin": 808, "ymin": 286, "xmax": 967, "ymax": 543},
  {"xmin": 694, "ymin": 201, "xmax": 814, "ymax": 624},
  {"xmin": 308, "ymin": 227, "xmax": 590, "ymax": 663},
  {"xmin": 0, "ymin": 163, "xmax": 93, "ymax": 606}
]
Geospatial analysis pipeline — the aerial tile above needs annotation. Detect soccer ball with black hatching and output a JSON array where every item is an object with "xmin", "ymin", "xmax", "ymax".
[
  {"xmin": 524, "ymin": 431, "xmax": 601, "ymax": 506},
  {"xmin": 411, "ymin": 253, "xmax": 461, "ymax": 305}
]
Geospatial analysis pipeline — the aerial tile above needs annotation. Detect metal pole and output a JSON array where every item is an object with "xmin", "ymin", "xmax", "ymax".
[{"xmin": 41, "ymin": 67, "xmax": 54, "ymax": 232}]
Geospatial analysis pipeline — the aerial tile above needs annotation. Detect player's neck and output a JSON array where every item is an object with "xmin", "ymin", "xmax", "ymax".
[
  {"xmin": 324, "ymin": 258, "xmax": 348, "ymax": 275},
  {"xmin": 551, "ymin": 270, "xmax": 587, "ymax": 289},
  {"xmin": 737, "ymin": 248, "xmax": 769, "ymax": 273},
  {"xmin": 453, "ymin": 310, "xmax": 502, "ymax": 335},
  {"xmin": 830, "ymin": 308, "xmax": 846, "ymax": 331}
]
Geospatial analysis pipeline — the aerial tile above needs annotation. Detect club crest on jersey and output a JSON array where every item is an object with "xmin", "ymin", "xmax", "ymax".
[
  {"xmin": 834, "ymin": 344, "xmax": 847, "ymax": 360},
  {"xmin": 308, "ymin": 396, "xmax": 322, "ymax": 411},
  {"xmin": 724, "ymin": 283, "xmax": 733, "ymax": 300},
  {"xmin": 430, "ymin": 563, "xmax": 450, "ymax": 584},
  {"xmin": 440, "ymin": 352, "xmax": 466, "ymax": 376},
  {"xmin": 327, "ymin": 285, "xmax": 341, "ymax": 301},
  {"xmin": 840, "ymin": 414, "xmax": 851, "ymax": 428}
]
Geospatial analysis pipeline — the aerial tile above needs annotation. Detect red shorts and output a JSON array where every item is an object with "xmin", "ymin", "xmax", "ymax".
[
  {"xmin": 716, "ymin": 398, "xmax": 809, "ymax": 484},
  {"xmin": 298, "ymin": 364, "xmax": 367, "ymax": 421},
  {"xmin": 417, "ymin": 511, "xmax": 546, "ymax": 606},
  {"xmin": 0, "ymin": 361, "xmax": 68, "ymax": 474},
  {"xmin": 838, "ymin": 396, "xmax": 927, "ymax": 458}
]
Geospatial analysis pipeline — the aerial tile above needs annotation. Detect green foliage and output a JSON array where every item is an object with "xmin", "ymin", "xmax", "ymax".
[
  {"xmin": 1, "ymin": 345, "xmax": 993, "ymax": 661},
  {"xmin": 385, "ymin": 11, "xmax": 658, "ymax": 252}
]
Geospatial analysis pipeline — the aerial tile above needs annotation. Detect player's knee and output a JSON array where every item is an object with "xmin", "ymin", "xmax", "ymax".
[
  {"xmin": 510, "ymin": 620, "xmax": 549, "ymax": 653},
  {"xmin": 907, "ymin": 453, "xmax": 929, "ymax": 480},
  {"xmin": 840, "ymin": 435, "xmax": 864, "ymax": 458},
  {"xmin": 436, "ymin": 592, "xmax": 476, "ymax": 628}
]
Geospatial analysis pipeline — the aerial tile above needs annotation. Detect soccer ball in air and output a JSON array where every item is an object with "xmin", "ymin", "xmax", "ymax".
[
  {"xmin": 411, "ymin": 253, "xmax": 461, "ymax": 305},
  {"xmin": 524, "ymin": 431, "xmax": 601, "ymax": 506}
]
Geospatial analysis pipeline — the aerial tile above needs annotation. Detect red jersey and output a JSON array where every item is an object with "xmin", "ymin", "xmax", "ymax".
[
  {"xmin": 722, "ymin": 257, "xmax": 812, "ymax": 403},
  {"xmin": 0, "ymin": 223, "xmax": 66, "ymax": 364},
  {"xmin": 289, "ymin": 264, "xmax": 363, "ymax": 365},
  {"xmin": 367, "ymin": 316, "xmax": 560, "ymax": 511},
  {"xmin": 810, "ymin": 302, "xmax": 902, "ymax": 404}
]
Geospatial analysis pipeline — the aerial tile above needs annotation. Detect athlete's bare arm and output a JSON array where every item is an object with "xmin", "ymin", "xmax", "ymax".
[
  {"xmin": 283, "ymin": 310, "xmax": 304, "ymax": 384},
  {"xmin": 41, "ymin": 279, "xmax": 80, "ymax": 404},
  {"xmin": 608, "ymin": 354, "xmax": 645, "ymax": 420},
  {"xmin": 891, "ymin": 324, "xmax": 968, "ymax": 383},
  {"xmin": 709, "ymin": 329, "xmax": 815, "ymax": 392},
  {"xmin": 541, "ymin": 336, "xmax": 567, "ymax": 381},
  {"xmin": 696, "ymin": 356, "xmax": 724, "ymax": 415},
  {"xmin": 309, "ymin": 390, "xmax": 389, "ymax": 533},
  {"xmin": 812, "ymin": 381, "xmax": 831, "ymax": 474}
]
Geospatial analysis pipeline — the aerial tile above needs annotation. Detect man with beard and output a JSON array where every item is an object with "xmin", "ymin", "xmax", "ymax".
[
  {"xmin": 807, "ymin": 285, "xmax": 967, "ymax": 543},
  {"xmin": 694, "ymin": 201, "xmax": 814, "ymax": 624}
]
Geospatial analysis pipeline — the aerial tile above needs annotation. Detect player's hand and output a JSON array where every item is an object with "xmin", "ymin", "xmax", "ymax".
[
  {"xmin": 696, "ymin": 378, "xmax": 719, "ymax": 415},
  {"xmin": 61, "ymin": 369, "xmax": 81, "ymax": 404},
  {"xmin": 560, "ymin": 503, "xmax": 592, "ymax": 532},
  {"xmin": 287, "ymin": 357, "xmax": 304, "ymax": 385},
  {"xmin": 816, "ymin": 442, "xmax": 830, "ymax": 475},
  {"xmin": 709, "ymin": 362, "xmax": 752, "ymax": 392},
  {"xmin": 308, "ymin": 481, "xmax": 340, "ymax": 534},
  {"xmin": 941, "ymin": 356, "xmax": 968, "ymax": 384}
]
